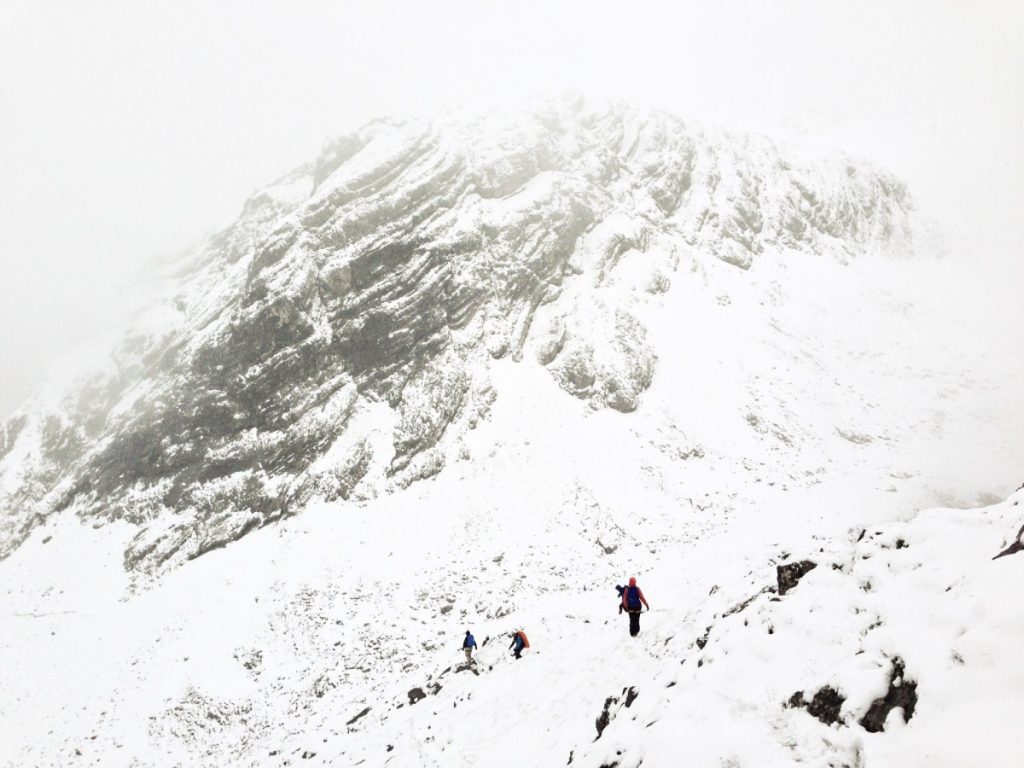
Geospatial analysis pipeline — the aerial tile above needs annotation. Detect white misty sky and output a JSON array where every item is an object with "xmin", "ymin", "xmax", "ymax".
[{"xmin": 0, "ymin": 0, "xmax": 1021, "ymax": 417}]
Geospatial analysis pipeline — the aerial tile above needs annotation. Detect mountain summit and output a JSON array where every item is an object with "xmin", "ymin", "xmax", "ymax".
[{"xmin": 0, "ymin": 100, "xmax": 919, "ymax": 576}]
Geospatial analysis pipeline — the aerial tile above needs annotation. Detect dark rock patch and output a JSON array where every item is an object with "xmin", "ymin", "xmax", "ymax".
[
  {"xmin": 407, "ymin": 687, "xmax": 427, "ymax": 705},
  {"xmin": 594, "ymin": 687, "xmax": 638, "ymax": 741},
  {"xmin": 787, "ymin": 686, "xmax": 845, "ymax": 725},
  {"xmin": 777, "ymin": 560, "xmax": 817, "ymax": 595},
  {"xmin": 695, "ymin": 626, "xmax": 712, "ymax": 650},
  {"xmin": 993, "ymin": 522, "xmax": 1024, "ymax": 560},
  {"xmin": 594, "ymin": 694, "xmax": 619, "ymax": 740},
  {"xmin": 345, "ymin": 706, "xmax": 370, "ymax": 726},
  {"xmin": 859, "ymin": 657, "xmax": 917, "ymax": 732},
  {"xmin": 624, "ymin": 686, "xmax": 639, "ymax": 708}
]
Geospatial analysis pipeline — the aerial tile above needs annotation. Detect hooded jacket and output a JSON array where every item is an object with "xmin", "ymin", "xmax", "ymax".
[{"xmin": 622, "ymin": 578, "xmax": 649, "ymax": 612}]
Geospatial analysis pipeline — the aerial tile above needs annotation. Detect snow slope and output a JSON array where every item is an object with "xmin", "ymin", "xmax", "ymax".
[
  {"xmin": 1, "ymin": 361, "xmax": 1021, "ymax": 766},
  {"xmin": 1, "ymin": 99, "xmax": 1022, "ymax": 767}
]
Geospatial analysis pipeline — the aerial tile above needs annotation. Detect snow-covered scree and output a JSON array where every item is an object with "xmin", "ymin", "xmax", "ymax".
[
  {"xmin": 2, "ymin": 438, "xmax": 1023, "ymax": 767},
  {"xmin": 1, "ymin": 99, "xmax": 1022, "ymax": 767}
]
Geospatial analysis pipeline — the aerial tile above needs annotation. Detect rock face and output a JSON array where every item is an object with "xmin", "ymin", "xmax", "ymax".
[
  {"xmin": 859, "ymin": 657, "xmax": 918, "ymax": 732},
  {"xmin": 777, "ymin": 560, "xmax": 818, "ymax": 595},
  {"xmin": 0, "ymin": 99, "xmax": 917, "ymax": 576},
  {"xmin": 787, "ymin": 686, "xmax": 846, "ymax": 726}
]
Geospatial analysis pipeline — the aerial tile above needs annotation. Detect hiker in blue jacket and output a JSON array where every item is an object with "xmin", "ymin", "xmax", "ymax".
[
  {"xmin": 508, "ymin": 629, "xmax": 529, "ymax": 659},
  {"xmin": 462, "ymin": 630, "xmax": 477, "ymax": 663},
  {"xmin": 621, "ymin": 577, "xmax": 650, "ymax": 637}
]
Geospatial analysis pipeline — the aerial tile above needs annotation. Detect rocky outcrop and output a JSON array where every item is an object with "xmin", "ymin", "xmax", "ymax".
[
  {"xmin": 992, "ymin": 521, "xmax": 1024, "ymax": 560},
  {"xmin": 777, "ymin": 559, "xmax": 818, "ymax": 595},
  {"xmin": 859, "ymin": 657, "xmax": 918, "ymax": 732},
  {"xmin": 0, "ymin": 99, "xmax": 919, "ymax": 575},
  {"xmin": 787, "ymin": 686, "xmax": 846, "ymax": 726}
]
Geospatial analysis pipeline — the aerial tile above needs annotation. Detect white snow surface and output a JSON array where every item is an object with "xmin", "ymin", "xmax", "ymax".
[
  {"xmin": 1, "ymin": 104, "xmax": 1023, "ymax": 767},
  {"xmin": 2, "ymin": 320, "xmax": 1022, "ymax": 766}
]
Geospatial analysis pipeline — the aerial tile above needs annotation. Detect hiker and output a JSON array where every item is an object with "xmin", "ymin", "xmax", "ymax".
[
  {"xmin": 509, "ymin": 629, "xmax": 529, "ymax": 659},
  {"xmin": 621, "ymin": 577, "xmax": 649, "ymax": 637},
  {"xmin": 462, "ymin": 630, "xmax": 477, "ymax": 663}
]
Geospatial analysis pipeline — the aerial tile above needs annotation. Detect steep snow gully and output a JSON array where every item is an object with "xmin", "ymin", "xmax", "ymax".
[{"xmin": 1, "ymin": 100, "xmax": 1022, "ymax": 767}]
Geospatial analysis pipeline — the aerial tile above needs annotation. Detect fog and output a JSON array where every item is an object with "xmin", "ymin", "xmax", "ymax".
[{"xmin": 1, "ymin": 0, "xmax": 1022, "ymax": 418}]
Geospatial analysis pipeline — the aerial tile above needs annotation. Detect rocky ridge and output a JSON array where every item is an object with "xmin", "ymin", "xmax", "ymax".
[{"xmin": 0, "ymin": 99, "xmax": 918, "ymax": 577}]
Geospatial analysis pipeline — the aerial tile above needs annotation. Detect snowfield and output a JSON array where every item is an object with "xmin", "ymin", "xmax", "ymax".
[
  {"xmin": 1, "ymin": 100, "xmax": 1022, "ymax": 767},
  {"xmin": 3, "ymin": 342, "xmax": 1022, "ymax": 767}
]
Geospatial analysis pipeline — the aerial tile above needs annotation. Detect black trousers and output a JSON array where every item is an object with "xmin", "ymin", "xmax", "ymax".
[{"xmin": 628, "ymin": 610, "xmax": 641, "ymax": 636}]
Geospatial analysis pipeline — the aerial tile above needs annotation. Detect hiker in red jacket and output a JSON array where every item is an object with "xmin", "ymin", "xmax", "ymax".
[{"xmin": 621, "ymin": 577, "xmax": 649, "ymax": 637}]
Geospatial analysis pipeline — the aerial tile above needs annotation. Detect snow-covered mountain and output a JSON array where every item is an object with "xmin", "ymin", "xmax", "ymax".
[
  {"xmin": 0, "ymin": 99, "xmax": 919, "ymax": 574},
  {"xmin": 1, "ymin": 99, "xmax": 1021, "ymax": 768}
]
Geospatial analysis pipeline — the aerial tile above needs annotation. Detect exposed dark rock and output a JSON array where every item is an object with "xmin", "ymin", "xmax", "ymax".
[
  {"xmin": 992, "ymin": 522, "xmax": 1024, "ymax": 560},
  {"xmin": 594, "ymin": 694, "xmax": 619, "ymax": 740},
  {"xmin": 859, "ymin": 657, "xmax": 917, "ymax": 732},
  {"xmin": 787, "ymin": 686, "xmax": 846, "ymax": 725},
  {"xmin": 623, "ymin": 687, "xmax": 639, "ymax": 708},
  {"xmin": 407, "ymin": 687, "xmax": 427, "ymax": 705},
  {"xmin": 345, "ymin": 706, "xmax": 371, "ymax": 726},
  {"xmin": 695, "ymin": 625, "xmax": 712, "ymax": 650},
  {"xmin": 777, "ymin": 560, "xmax": 818, "ymax": 595},
  {"xmin": 593, "ymin": 687, "xmax": 638, "ymax": 742}
]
